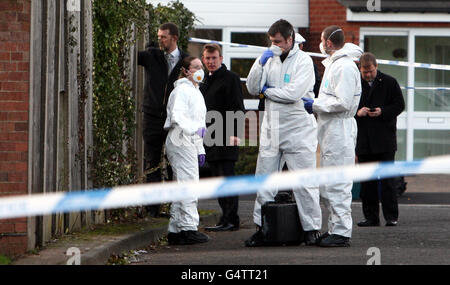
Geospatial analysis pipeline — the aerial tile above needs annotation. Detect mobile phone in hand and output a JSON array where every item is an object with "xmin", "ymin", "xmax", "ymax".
[{"xmin": 370, "ymin": 108, "xmax": 376, "ymax": 112}]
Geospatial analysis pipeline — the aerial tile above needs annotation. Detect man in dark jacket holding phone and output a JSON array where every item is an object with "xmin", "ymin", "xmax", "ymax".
[
  {"xmin": 355, "ymin": 52, "xmax": 405, "ymax": 227},
  {"xmin": 138, "ymin": 23, "xmax": 188, "ymax": 217}
]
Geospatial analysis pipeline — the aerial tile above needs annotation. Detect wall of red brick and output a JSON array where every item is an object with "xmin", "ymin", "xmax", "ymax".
[
  {"xmin": 305, "ymin": 0, "xmax": 450, "ymax": 74},
  {"xmin": 0, "ymin": 0, "xmax": 31, "ymax": 256}
]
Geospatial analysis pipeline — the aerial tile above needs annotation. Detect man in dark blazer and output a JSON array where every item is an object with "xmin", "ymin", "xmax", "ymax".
[
  {"xmin": 200, "ymin": 44, "xmax": 245, "ymax": 231},
  {"xmin": 138, "ymin": 23, "xmax": 188, "ymax": 217},
  {"xmin": 355, "ymin": 52, "xmax": 405, "ymax": 227}
]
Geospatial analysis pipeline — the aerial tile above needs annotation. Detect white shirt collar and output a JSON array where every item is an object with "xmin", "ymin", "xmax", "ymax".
[{"xmin": 169, "ymin": 46, "xmax": 180, "ymax": 59}]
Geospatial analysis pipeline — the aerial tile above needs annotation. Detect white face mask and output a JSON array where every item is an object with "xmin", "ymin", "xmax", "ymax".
[
  {"xmin": 269, "ymin": 44, "xmax": 282, "ymax": 57},
  {"xmin": 192, "ymin": 69, "xmax": 204, "ymax": 83},
  {"xmin": 319, "ymin": 42, "xmax": 327, "ymax": 55}
]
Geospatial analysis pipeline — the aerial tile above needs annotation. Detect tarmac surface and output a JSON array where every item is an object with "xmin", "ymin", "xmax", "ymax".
[{"xmin": 11, "ymin": 174, "xmax": 450, "ymax": 266}]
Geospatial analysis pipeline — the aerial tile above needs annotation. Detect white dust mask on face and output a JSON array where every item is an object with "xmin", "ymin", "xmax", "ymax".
[
  {"xmin": 319, "ymin": 42, "xmax": 327, "ymax": 55},
  {"xmin": 192, "ymin": 69, "xmax": 204, "ymax": 83},
  {"xmin": 269, "ymin": 45, "xmax": 282, "ymax": 57}
]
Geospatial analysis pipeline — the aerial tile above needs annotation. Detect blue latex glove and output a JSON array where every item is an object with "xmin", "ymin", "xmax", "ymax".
[
  {"xmin": 198, "ymin": 154, "xmax": 206, "ymax": 167},
  {"xmin": 302, "ymin": 97, "xmax": 314, "ymax": 114},
  {"xmin": 196, "ymin": 127, "xmax": 206, "ymax": 138},
  {"xmin": 259, "ymin": 49, "xmax": 274, "ymax": 66},
  {"xmin": 261, "ymin": 85, "xmax": 272, "ymax": 94}
]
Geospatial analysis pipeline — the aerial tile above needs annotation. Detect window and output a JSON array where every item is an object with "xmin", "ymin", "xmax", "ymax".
[
  {"xmin": 414, "ymin": 36, "xmax": 450, "ymax": 112},
  {"xmin": 187, "ymin": 29, "xmax": 222, "ymax": 58},
  {"xmin": 224, "ymin": 30, "xmax": 269, "ymax": 107},
  {"xmin": 363, "ymin": 35, "xmax": 408, "ymax": 106},
  {"xmin": 230, "ymin": 58, "xmax": 256, "ymax": 100},
  {"xmin": 231, "ymin": 32, "xmax": 269, "ymax": 48}
]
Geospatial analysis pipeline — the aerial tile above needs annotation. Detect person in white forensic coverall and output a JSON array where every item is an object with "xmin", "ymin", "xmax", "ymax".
[
  {"xmin": 245, "ymin": 19, "xmax": 322, "ymax": 247},
  {"xmin": 163, "ymin": 56, "xmax": 210, "ymax": 245},
  {"xmin": 302, "ymin": 26, "xmax": 363, "ymax": 247}
]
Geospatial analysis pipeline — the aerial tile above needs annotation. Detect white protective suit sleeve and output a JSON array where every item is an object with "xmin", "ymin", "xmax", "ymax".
[
  {"xmin": 194, "ymin": 136, "xmax": 205, "ymax": 155},
  {"xmin": 246, "ymin": 59, "xmax": 264, "ymax": 96},
  {"xmin": 264, "ymin": 55, "xmax": 315, "ymax": 104},
  {"xmin": 313, "ymin": 64, "xmax": 359, "ymax": 113},
  {"xmin": 169, "ymin": 86, "xmax": 198, "ymax": 136}
]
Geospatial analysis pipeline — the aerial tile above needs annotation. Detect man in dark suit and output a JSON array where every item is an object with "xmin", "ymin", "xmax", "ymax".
[
  {"xmin": 200, "ymin": 44, "xmax": 245, "ymax": 231},
  {"xmin": 138, "ymin": 23, "xmax": 188, "ymax": 217},
  {"xmin": 355, "ymin": 52, "xmax": 405, "ymax": 227}
]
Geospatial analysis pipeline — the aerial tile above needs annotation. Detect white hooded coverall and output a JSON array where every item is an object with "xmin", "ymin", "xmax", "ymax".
[
  {"xmin": 313, "ymin": 43, "xmax": 363, "ymax": 238},
  {"xmin": 164, "ymin": 78, "xmax": 206, "ymax": 233},
  {"xmin": 246, "ymin": 43, "xmax": 321, "ymax": 231}
]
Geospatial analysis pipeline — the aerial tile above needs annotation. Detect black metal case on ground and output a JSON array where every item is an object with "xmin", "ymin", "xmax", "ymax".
[{"xmin": 261, "ymin": 192, "xmax": 304, "ymax": 245}]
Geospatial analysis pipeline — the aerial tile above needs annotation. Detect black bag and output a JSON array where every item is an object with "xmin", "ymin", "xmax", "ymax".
[
  {"xmin": 394, "ymin": 176, "xmax": 407, "ymax": 197},
  {"xmin": 261, "ymin": 191, "xmax": 304, "ymax": 245}
]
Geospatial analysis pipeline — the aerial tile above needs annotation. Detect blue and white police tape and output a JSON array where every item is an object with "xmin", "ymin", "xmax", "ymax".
[
  {"xmin": 189, "ymin": 37, "xmax": 450, "ymax": 71},
  {"xmin": 1, "ymin": 155, "xmax": 450, "ymax": 220}
]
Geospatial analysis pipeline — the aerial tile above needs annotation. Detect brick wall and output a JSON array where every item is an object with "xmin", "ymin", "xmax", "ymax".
[
  {"xmin": 306, "ymin": 0, "xmax": 450, "ymax": 74},
  {"xmin": 0, "ymin": 0, "xmax": 31, "ymax": 256}
]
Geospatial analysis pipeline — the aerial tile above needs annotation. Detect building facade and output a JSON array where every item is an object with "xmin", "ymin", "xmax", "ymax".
[{"xmin": 147, "ymin": 0, "xmax": 450, "ymax": 161}]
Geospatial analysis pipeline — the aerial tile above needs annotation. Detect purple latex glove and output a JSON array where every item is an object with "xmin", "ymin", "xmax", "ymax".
[
  {"xmin": 198, "ymin": 154, "xmax": 206, "ymax": 167},
  {"xmin": 302, "ymin": 97, "xmax": 314, "ymax": 114},
  {"xmin": 196, "ymin": 127, "xmax": 206, "ymax": 138}
]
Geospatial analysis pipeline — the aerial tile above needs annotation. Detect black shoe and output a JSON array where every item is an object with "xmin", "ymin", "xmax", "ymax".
[
  {"xmin": 205, "ymin": 223, "xmax": 239, "ymax": 232},
  {"xmin": 204, "ymin": 223, "xmax": 224, "ymax": 231},
  {"xmin": 176, "ymin": 230, "xmax": 210, "ymax": 245},
  {"xmin": 244, "ymin": 228, "xmax": 265, "ymax": 247},
  {"xmin": 167, "ymin": 232, "xmax": 180, "ymax": 245},
  {"xmin": 385, "ymin": 220, "xmax": 398, "ymax": 227},
  {"xmin": 357, "ymin": 220, "xmax": 380, "ymax": 227},
  {"xmin": 304, "ymin": 230, "xmax": 321, "ymax": 246},
  {"xmin": 318, "ymin": 234, "xmax": 350, "ymax": 247},
  {"xmin": 315, "ymin": 232, "xmax": 330, "ymax": 246}
]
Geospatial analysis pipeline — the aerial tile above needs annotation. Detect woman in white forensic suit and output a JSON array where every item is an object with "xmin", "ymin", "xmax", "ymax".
[{"xmin": 163, "ymin": 56, "xmax": 209, "ymax": 245}]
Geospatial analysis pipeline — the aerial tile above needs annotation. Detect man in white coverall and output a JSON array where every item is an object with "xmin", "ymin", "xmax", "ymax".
[
  {"xmin": 302, "ymin": 26, "xmax": 363, "ymax": 247},
  {"xmin": 245, "ymin": 19, "xmax": 322, "ymax": 247}
]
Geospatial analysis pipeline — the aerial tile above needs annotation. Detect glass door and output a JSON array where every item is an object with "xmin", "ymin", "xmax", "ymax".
[
  {"xmin": 360, "ymin": 32, "xmax": 408, "ymax": 160},
  {"xmin": 413, "ymin": 35, "xmax": 450, "ymax": 159},
  {"xmin": 361, "ymin": 28, "xmax": 450, "ymax": 160}
]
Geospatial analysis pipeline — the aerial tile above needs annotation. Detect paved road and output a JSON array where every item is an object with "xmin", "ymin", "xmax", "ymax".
[{"xmin": 131, "ymin": 194, "xmax": 450, "ymax": 265}]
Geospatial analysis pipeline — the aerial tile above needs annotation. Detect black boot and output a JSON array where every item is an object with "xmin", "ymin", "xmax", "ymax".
[
  {"xmin": 244, "ymin": 226, "xmax": 265, "ymax": 247},
  {"xmin": 304, "ymin": 230, "xmax": 321, "ymax": 246},
  {"xmin": 357, "ymin": 220, "xmax": 380, "ymax": 227},
  {"xmin": 318, "ymin": 234, "xmax": 350, "ymax": 247},
  {"xmin": 176, "ymin": 230, "xmax": 210, "ymax": 245},
  {"xmin": 167, "ymin": 232, "xmax": 180, "ymax": 245},
  {"xmin": 205, "ymin": 223, "xmax": 239, "ymax": 232}
]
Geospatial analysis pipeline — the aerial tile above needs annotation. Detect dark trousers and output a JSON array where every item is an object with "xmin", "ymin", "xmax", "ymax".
[
  {"xmin": 358, "ymin": 152, "xmax": 399, "ymax": 222},
  {"xmin": 208, "ymin": 161, "xmax": 240, "ymax": 226},
  {"xmin": 143, "ymin": 112, "xmax": 173, "ymax": 214}
]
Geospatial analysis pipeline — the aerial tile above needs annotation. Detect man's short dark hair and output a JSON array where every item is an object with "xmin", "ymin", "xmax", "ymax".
[
  {"xmin": 268, "ymin": 19, "xmax": 294, "ymax": 41},
  {"xmin": 159, "ymin": 22, "xmax": 179, "ymax": 38},
  {"xmin": 360, "ymin": 52, "xmax": 377, "ymax": 68},
  {"xmin": 202, "ymin": 43, "xmax": 222, "ymax": 57},
  {"xmin": 323, "ymin": 25, "xmax": 345, "ymax": 48}
]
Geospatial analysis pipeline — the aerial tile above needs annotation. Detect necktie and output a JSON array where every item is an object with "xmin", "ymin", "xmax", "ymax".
[{"xmin": 166, "ymin": 53, "xmax": 175, "ymax": 75}]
